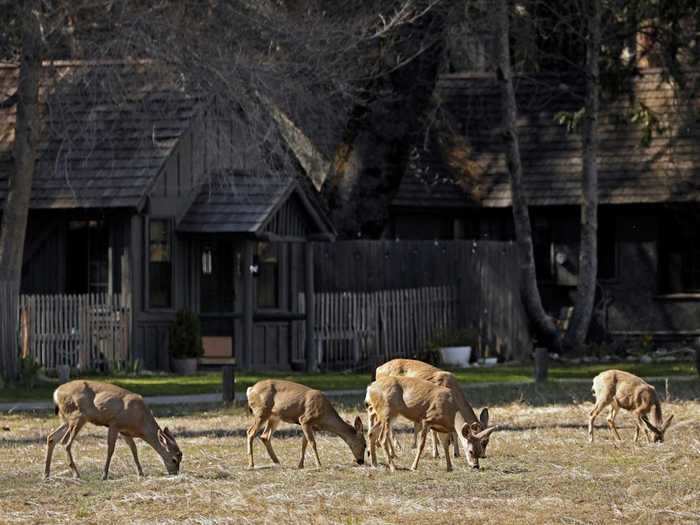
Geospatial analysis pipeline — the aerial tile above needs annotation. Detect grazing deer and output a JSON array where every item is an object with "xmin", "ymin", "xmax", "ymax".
[
  {"xmin": 588, "ymin": 369, "xmax": 674, "ymax": 443},
  {"xmin": 45, "ymin": 381, "xmax": 182, "ymax": 480},
  {"xmin": 365, "ymin": 376, "xmax": 498, "ymax": 472},
  {"xmin": 246, "ymin": 379, "xmax": 365, "ymax": 469},
  {"xmin": 375, "ymin": 358, "xmax": 491, "ymax": 459}
]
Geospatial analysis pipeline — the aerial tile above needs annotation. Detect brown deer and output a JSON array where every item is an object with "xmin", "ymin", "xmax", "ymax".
[
  {"xmin": 375, "ymin": 358, "xmax": 491, "ymax": 458},
  {"xmin": 588, "ymin": 369, "xmax": 674, "ymax": 443},
  {"xmin": 365, "ymin": 375, "xmax": 498, "ymax": 472},
  {"xmin": 45, "ymin": 380, "xmax": 182, "ymax": 479},
  {"xmin": 246, "ymin": 379, "xmax": 365, "ymax": 469}
]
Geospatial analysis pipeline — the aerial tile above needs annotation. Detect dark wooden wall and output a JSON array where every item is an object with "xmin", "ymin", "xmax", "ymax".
[{"xmin": 313, "ymin": 240, "xmax": 532, "ymax": 360}]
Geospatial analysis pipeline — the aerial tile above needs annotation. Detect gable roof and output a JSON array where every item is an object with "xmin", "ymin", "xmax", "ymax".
[
  {"xmin": 393, "ymin": 69, "xmax": 700, "ymax": 209},
  {"xmin": 0, "ymin": 61, "xmax": 203, "ymax": 209},
  {"xmin": 177, "ymin": 170, "xmax": 335, "ymax": 237}
]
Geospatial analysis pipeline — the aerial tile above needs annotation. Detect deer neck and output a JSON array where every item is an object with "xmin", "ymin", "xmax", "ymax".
[
  {"xmin": 652, "ymin": 399, "xmax": 663, "ymax": 428},
  {"xmin": 142, "ymin": 421, "xmax": 168, "ymax": 460},
  {"xmin": 453, "ymin": 388, "xmax": 479, "ymax": 426},
  {"xmin": 454, "ymin": 409, "xmax": 469, "ymax": 434},
  {"xmin": 318, "ymin": 410, "xmax": 356, "ymax": 443}
]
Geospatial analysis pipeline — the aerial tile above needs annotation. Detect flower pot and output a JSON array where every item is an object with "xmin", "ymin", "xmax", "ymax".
[
  {"xmin": 439, "ymin": 346, "xmax": 472, "ymax": 368},
  {"xmin": 171, "ymin": 358, "xmax": 198, "ymax": 376}
]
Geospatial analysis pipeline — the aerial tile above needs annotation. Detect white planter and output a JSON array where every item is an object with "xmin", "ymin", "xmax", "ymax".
[
  {"xmin": 439, "ymin": 346, "xmax": 472, "ymax": 368},
  {"xmin": 171, "ymin": 358, "xmax": 198, "ymax": 376}
]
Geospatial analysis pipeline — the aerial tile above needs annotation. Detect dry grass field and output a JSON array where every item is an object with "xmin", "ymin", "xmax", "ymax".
[{"xmin": 1, "ymin": 397, "xmax": 700, "ymax": 524}]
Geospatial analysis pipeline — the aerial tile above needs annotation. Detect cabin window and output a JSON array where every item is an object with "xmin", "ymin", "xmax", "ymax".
[
  {"xmin": 148, "ymin": 219, "xmax": 172, "ymax": 308},
  {"xmin": 256, "ymin": 242, "xmax": 279, "ymax": 308},
  {"xmin": 597, "ymin": 216, "xmax": 617, "ymax": 280},
  {"xmin": 533, "ymin": 216, "xmax": 554, "ymax": 282},
  {"xmin": 658, "ymin": 211, "xmax": 700, "ymax": 293}
]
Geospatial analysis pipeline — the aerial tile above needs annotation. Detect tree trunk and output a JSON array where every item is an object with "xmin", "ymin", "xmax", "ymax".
[
  {"xmin": 563, "ymin": 0, "xmax": 601, "ymax": 349},
  {"xmin": 0, "ymin": 0, "xmax": 42, "ymax": 382},
  {"xmin": 494, "ymin": 0, "xmax": 560, "ymax": 348},
  {"xmin": 0, "ymin": 0, "xmax": 42, "ymax": 285}
]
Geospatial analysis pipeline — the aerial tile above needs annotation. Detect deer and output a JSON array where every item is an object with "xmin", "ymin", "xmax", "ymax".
[
  {"xmin": 246, "ymin": 379, "xmax": 366, "ymax": 469},
  {"xmin": 588, "ymin": 369, "xmax": 674, "ymax": 444},
  {"xmin": 45, "ymin": 380, "xmax": 182, "ymax": 480},
  {"xmin": 374, "ymin": 358, "xmax": 491, "ymax": 459},
  {"xmin": 365, "ymin": 375, "xmax": 498, "ymax": 472}
]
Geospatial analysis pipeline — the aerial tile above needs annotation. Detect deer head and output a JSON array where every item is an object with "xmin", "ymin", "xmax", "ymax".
[
  {"xmin": 157, "ymin": 427, "xmax": 182, "ymax": 474},
  {"xmin": 460, "ymin": 422, "xmax": 499, "ymax": 469},
  {"xmin": 346, "ymin": 416, "xmax": 366, "ymax": 465},
  {"xmin": 641, "ymin": 414, "xmax": 674, "ymax": 443}
]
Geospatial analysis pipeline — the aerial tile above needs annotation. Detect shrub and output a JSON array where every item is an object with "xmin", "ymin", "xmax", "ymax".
[
  {"xmin": 419, "ymin": 327, "xmax": 480, "ymax": 365},
  {"xmin": 169, "ymin": 310, "xmax": 204, "ymax": 359}
]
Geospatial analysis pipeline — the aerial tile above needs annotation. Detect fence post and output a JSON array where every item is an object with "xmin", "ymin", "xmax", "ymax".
[
  {"xmin": 534, "ymin": 347, "xmax": 548, "ymax": 383},
  {"xmin": 305, "ymin": 242, "xmax": 317, "ymax": 372},
  {"xmin": 222, "ymin": 364, "xmax": 235, "ymax": 403}
]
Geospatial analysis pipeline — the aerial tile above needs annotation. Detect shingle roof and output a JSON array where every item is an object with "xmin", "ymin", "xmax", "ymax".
[
  {"xmin": 393, "ymin": 69, "xmax": 700, "ymax": 209},
  {"xmin": 177, "ymin": 171, "xmax": 332, "ymax": 236},
  {"xmin": 0, "ymin": 62, "xmax": 202, "ymax": 209}
]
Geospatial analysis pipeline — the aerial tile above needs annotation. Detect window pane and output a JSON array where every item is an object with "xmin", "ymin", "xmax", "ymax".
[
  {"xmin": 149, "ymin": 220, "xmax": 172, "ymax": 308},
  {"xmin": 256, "ymin": 242, "xmax": 279, "ymax": 308}
]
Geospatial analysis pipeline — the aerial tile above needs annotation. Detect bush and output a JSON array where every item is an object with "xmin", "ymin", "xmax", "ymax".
[{"xmin": 169, "ymin": 310, "xmax": 204, "ymax": 359}]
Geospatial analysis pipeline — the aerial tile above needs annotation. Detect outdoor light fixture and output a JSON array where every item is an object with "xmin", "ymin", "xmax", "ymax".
[{"xmin": 202, "ymin": 247, "xmax": 213, "ymax": 275}]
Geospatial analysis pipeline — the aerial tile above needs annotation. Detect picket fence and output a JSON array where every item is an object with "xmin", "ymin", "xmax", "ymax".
[
  {"xmin": 306, "ymin": 285, "xmax": 457, "ymax": 370},
  {"xmin": 19, "ymin": 293, "xmax": 130, "ymax": 370}
]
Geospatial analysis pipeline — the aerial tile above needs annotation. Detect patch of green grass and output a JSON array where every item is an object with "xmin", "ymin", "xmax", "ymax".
[{"xmin": 1, "ymin": 361, "xmax": 696, "ymax": 403}]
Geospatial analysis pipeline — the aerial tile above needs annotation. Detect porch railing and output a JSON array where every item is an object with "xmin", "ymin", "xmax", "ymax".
[{"xmin": 19, "ymin": 293, "xmax": 131, "ymax": 370}]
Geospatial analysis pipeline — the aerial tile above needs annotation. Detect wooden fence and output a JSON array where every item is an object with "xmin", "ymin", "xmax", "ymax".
[
  {"xmin": 19, "ymin": 293, "xmax": 130, "ymax": 370},
  {"xmin": 313, "ymin": 240, "xmax": 532, "ymax": 362},
  {"xmin": 306, "ymin": 285, "xmax": 458, "ymax": 370},
  {"xmin": 0, "ymin": 281, "xmax": 20, "ymax": 381}
]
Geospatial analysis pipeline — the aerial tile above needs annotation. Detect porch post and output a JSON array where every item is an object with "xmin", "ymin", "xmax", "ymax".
[
  {"xmin": 242, "ymin": 241, "xmax": 254, "ymax": 370},
  {"xmin": 304, "ymin": 242, "xmax": 317, "ymax": 372}
]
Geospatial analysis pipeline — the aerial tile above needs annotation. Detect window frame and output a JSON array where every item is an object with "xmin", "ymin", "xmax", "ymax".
[
  {"xmin": 146, "ymin": 217, "xmax": 175, "ymax": 311},
  {"xmin": 255, "ymin": 241, "xmax": 282, "ymax": 311}
]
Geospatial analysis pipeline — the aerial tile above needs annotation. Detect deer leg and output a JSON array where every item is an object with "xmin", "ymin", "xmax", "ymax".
[
  {"xmin": 300, "ymin": 421, "xmax": 321, "ymax": 468},
  {"xmin": 431, "ymin": 429, "xmax": 441, "ymax": 459},
  {"xmin": 588, "ymin": 401, "xmax": 607, "ymax": 443},
  {"xmin": 102, "ymin": 425, "xmax": 119, "ymax": 480},
  {"xmin": 607, "ymin": 405, "xmax": 622, "ymax": 441},
  {"xmin": 410, "ymin": 422, "xmax": 431, "ymax": 471},
  {"xmin": 379, "ymin": 421, "xmax": 397, "ymax": 472},
  {"xmin": 411, "ymin": 421, "xmax": 420, "ymax": 449},
  {"xmin": 452, "ymin": 431, "xmax": 460, "ymax": 458},
  {"xmin": 63, "ymin": 418, "xmax": 86, "ymax": 479},
  {"xmin": 368, "ymin": 420, "xmax": 382, "ymax": 467},
  {"xmin": 122, "ymin": 435, "xmax": 144, "ymax": 477},
  {"xmin": 298, "ymin": 435, "xmax": 308, "ymax": 469},
  {"xmin": 44, "ymin": 423, "xmax": 69, "ymax": 479},
  {"xmin": 259, "ymin": 419, "xmax": 280, "ymax": 465},
  {"xmin": 246, "ymin": 416, "xmax": 265, "ymax": 469},
  {"xmin": 438, "ymin": 432, "xmax": 453, "ymax": 472}
]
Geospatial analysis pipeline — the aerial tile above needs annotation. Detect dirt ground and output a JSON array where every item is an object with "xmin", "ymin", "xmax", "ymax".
[{"xmin": 1, "ymin": 399, "xmax": 699, "ymax": 524}]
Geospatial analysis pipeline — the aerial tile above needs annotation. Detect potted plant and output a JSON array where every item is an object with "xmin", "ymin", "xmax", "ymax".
[
  {"xmin": 169, "ymin": 310, "xmax": 204, "ymax": 375},
  {"xmin": 426, "ymin": 328, "xmax": 479, "ymax": 368}
]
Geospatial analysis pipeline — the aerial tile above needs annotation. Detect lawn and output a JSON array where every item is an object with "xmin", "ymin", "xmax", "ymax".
[
  {"xmin": 1, "ymin": 393, "xmax": 699, "ymax": 523},
  {"xmin": 1, "ymin": 361, "xmax": 697, "ymax": 403}
]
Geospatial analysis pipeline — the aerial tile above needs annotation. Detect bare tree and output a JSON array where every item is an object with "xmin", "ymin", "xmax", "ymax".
[
  {"xmin": 494, "ymin": 0, "xmax": 560, "ymax": 347},
  {"xmin": 0, "ymin": 0, "xmax": 42, "ymax": 382},
  {"xmin": 562, "ymin": 0, "xmax": 601, "ymax": 348}
]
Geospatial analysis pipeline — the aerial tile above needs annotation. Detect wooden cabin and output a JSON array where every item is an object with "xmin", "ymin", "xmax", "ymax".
[
  {"xmin": 0, "ymin": 62, "xmax": 334, "ymax": 371},
  {"xmin": 389, "ymin": 69, "xmax": 700, "ymax": 344}
]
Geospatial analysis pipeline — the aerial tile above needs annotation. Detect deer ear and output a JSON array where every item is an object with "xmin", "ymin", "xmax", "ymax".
[
  {"xmin": 163, "ymin": 427, "xmax": 174, "ymax": 440},
  {"xmin": 479, "ymin": 408, "xmax": 490, "ymax": 428},
  {"xmin": 641, "ymin": 415, "xmax": 661, "ymax": 435},
  {"xmin": 475, "ymin": 425, "xmax": 499, "ymax": 440},
  {"xmin": 470, "ymin": 422, "xmax": 480, "ymax": 434},
  {"xmin": 353, "ymin": 416, "xmax": 364, "ymax": 433},
  {"xmin": 158, "ymin": 429, "xmax": 168, "ymax": 447},
  {"xmin": 460, "ymin": 422, "xmax": 472, "ymax": 439},
  {"xmin": 662, "ymin": 414, "xmax": 674, "ymax": 431}
]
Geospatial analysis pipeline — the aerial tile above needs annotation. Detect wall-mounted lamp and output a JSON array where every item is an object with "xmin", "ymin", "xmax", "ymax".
[{"xmin": 202, "ymin": 247, "xmax": 213, "ymax": 275}]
